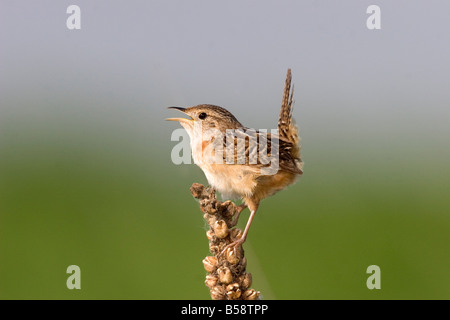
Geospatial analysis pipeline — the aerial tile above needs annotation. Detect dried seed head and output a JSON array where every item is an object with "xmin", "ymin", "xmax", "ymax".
[
  {"xmin": 203, "ymin": 213, "xmax": 216, "ymax": 226},
  {"xmin": 213, "ymin": 220, "xmax": 229, "ymax": 239},
  {"xmin": 240, "ymin": 256, "xmax": 247, "ymax": 268},
  {"xmin": 207, "ymin": 202, "xmax": 217, "ymax": 214},
  {"xmin": 225, "ymin": 248, "xmax": 240, "ymax": 265},
  {"xmin": 226, "ymin": 283, "xmax": 242, "ymax": 300},
  {"xmin": 239, "ymin": 273, "xmax": 252, "ymax": 290},
  {"xmin": 217, "ymin": 200, "xmax": 235, "ymax": 217},
  {"xmin": 217, "ymin": 266, "xmax": 233, "ymax": 284},
  {"xmin": 193, "ymin": 183, "xmax": 260, "ymax": 300},
  {"xmin": 210, "ymin": 285, "xmax": 226, "ymax": 300},
  {"xmin": 206, "ymin": 230, "xmax": 215, "ymax": 241},
  {"xmin": 190, "ymin": 183, "xmax": 205, "ymax": 199},
  {"xmin": 200, "ymin": 198, "xmax": 217, "ymax": 215},
  {"xmin": 230, "ymin": 228, "xmax": 243, "ymax": 241},
  {"xmin": 209, "ymin": 243, "xmax": 220, "ymax": 255},
  {"xmin": 242, "ymin": 289, "xmax": 260, "ymax": 300},
  {"xmin": 205, "ymin": 274, "xmax": 219, "ymax": 288},
  {"xmin": 202, "ymin": 256, "xmax": 218, "ymax": 273}
]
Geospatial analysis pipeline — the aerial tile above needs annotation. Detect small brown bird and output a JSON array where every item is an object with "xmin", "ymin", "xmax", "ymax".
[{"xmin": 167, "ymin": 69, "xmax": 303, "ymax": 254}]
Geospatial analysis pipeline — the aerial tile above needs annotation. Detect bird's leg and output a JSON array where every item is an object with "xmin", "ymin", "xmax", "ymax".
[
  {"xmin": 220, "ymin": 209, "xmax": 257, "ymax": 257},
  {"xmin": 230, "ymin": 204, "xmax": 247, "ymax": 227}
]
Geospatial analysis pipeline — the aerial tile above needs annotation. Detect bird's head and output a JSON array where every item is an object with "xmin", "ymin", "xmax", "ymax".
[{"xmin": 167, "ymin": 104, "xmax": 243, "ymax": 139}]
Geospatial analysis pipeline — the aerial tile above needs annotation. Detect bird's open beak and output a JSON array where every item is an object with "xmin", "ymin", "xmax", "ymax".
[{"xmin": 166, "ymin": 107, "xmax": 194, "ymax": 123}]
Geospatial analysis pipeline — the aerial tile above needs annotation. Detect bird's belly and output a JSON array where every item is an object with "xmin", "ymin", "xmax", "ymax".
[
  {"xmin": 191, "ymin": 136, "xmax": 258, "ymax": 200},
  {"xmin": 200, "ymin": 164, "xmax": 257, "ymax": 200}
]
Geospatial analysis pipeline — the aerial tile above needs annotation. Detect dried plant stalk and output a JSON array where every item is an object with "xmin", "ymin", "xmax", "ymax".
[{"xmin": 190, "ymin": 183, "xmax": 261, "ymax": 300}]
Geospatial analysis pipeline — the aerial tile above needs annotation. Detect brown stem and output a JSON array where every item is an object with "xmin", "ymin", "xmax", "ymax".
[{"xmin": 190, "ymin": 183, "xmax": 261, "ymax": 300}]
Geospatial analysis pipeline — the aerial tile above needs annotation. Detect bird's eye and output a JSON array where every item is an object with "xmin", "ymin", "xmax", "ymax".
[{"xmin": 198, "ymin": 112, "xmax": 207, "ymax": 120}]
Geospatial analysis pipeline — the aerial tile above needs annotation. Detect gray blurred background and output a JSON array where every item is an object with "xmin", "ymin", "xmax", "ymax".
[{"xmin": 1, "ymin": 0, "xmax": 449, "ymax": 299}]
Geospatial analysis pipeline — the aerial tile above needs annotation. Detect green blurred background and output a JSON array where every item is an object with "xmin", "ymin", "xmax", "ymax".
[{"xmin": 1, "ymin": 1, "xmax": 449, "ymax": 299}]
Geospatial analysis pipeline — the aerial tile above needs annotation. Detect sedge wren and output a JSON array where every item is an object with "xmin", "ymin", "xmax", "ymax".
[{"xmin": 167, "ymin": 69, "xmax": 303, "ymax": 254}]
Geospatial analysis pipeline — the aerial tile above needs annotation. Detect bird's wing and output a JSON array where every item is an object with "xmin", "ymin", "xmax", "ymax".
[
  {"xmin": 211, "ymin": 69, "xmax": 303, "ymax": 175},
  {"xmin": 216, "ymin": 128, "xmax": 302, "ymax": 175}
]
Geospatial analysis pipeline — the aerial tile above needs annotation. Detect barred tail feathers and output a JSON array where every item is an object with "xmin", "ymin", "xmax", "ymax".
[{"xmin": 278, "ymin": 69, "xmax": 302, "ymax": 172}]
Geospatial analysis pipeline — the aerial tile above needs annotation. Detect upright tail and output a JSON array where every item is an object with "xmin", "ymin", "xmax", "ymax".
[{"xmin": 278, "ymin": 69, "xmax": 303, "ymax": 172}]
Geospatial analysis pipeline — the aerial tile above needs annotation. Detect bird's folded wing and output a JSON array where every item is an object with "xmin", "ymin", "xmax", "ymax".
[{"xmin": 217, "ymin": 128, "xmax": 302, "ymax": 175}]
